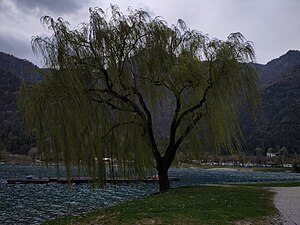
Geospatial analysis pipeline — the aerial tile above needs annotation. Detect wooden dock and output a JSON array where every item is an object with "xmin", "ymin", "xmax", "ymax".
[{"xmin": 6, "ymin": 177, "xmax": 180, "ymax": 184}]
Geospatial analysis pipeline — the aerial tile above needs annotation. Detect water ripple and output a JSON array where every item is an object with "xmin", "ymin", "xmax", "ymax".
[{"xmin": 1, "ymin": 165, "xmax": 300, "ymax": 224}]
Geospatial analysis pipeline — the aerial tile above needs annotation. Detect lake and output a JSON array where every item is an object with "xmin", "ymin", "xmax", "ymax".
[{"xmin": 1, "ymin": 164, "xmax": 300, "ymax": 224}]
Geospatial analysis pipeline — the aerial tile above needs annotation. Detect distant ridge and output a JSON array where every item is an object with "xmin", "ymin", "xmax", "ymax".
[
  {"xmin": 257, "ymin": 50, "xmax": 300, "ymax": 85},
  {"xmin": 0, "ymin": 52, "xmax": 38, "ymax": 154},
  {"xmin": 0, "ymin": 52, "xmax": 41, "ymax": 81},
  {"xmin": 1, "ymin": 50, "xmax": 300, "ymax": 155},
  {"xmin": 242, "ymin": 50, "xmax": 300, "ymax": 153}
]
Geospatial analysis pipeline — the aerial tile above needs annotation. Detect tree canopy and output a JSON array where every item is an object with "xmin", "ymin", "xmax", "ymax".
[{"xmin": 18, "ymin": 5, "xmax": 260, "ymax": 190}]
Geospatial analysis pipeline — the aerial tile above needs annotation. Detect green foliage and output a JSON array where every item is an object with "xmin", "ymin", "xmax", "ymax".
[
  {"xmin": 255, "ymin": 147, "xmax": 265, "ymax": 156},
  {"xmin": 18, "ymin": 5, "xmax": 260, "ymax": 186},
  {"xmin": 279, "ymin": 146, "xmax": 288, "ymax": 156},
  {"xmin": 242, "ymin": 54, "xmax": 300, "ymax": 154},
  {"xmin": 0, "ymin": 149, "xmax": 8, "ymax": 160},
  {"xmin": 28, "ymin": 147, "xmax": 39, "ymax": 161},
  {"xmin": 0, "ymin": 60, "xmax": 34, "ymax": 155},
  {"xmin": 267, "ymin": 147, "xmax": 274, "ymax": 153},
  {"xmin": 43, "ymin": 186, "xmax": 277, "ymax": 225}
]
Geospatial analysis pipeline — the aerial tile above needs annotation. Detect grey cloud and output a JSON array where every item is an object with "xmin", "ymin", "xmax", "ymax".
[
  {"xmin": 10, "ymin": 0, "xmax": 92, "ymax": 15},
  {"xmin": 0, "ymin": 34, "xmax": 41, "ymax": 66},
  {"xmin": 0, "ymin": 0, "xmax": 299, "ymax": 65}
]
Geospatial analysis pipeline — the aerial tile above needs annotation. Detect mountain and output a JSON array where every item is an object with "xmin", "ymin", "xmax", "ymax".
[
  {"xmin": 257, "ymin": 50, "xmax": 300, "ymax": 85},
  {"xmin": 242, "ymin": 50, "xmax": 300, "ymax": 153},
  {"xmin": 0, "ymin": 52, "xmax": 42, "ymax": 81},
  {"xmin": 0, "ymin": 52, "xmax": 38, "ymax": 154},
  {"xmin": 0, "ymin": 50, "xmax": 300, "ymax": 155}
]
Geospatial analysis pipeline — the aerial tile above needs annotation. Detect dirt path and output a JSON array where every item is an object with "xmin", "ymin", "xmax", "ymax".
[{"xmin": 273, "ymin": 187, "xmax": 300, "ymax": 225}]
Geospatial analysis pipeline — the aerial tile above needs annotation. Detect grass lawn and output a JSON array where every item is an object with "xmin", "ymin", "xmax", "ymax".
[{"xmin": 44, "ymin": 185, "xmax": 277, "ymax": 225}]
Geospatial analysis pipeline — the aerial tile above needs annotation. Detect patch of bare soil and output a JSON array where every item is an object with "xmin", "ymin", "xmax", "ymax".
[
  {"xmin": 134, "ymin": 218, "xmax": 163, "ymax": 224},
  {"xmin": 233, "ymin": 215, "xmax": 283, "ymax": 225}
]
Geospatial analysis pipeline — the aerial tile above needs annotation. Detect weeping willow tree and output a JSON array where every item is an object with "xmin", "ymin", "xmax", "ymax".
[{"xmin": 18, "ymin": 5, "xmax": 260, "ymax": 191}]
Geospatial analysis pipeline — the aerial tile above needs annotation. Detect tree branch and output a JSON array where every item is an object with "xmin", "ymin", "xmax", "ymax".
[
  {"xmin": 174, "ymin": 113, "xmax": 203, "ymax": 150},
  {"xmin": 176, "ymin": 85, "xmax": 211, "ymax": 126},
  {"xmin": 136, "ymin": 75, "xmax": 173, "ymax": 91},
  {"xmin": 167, "ymin": 93, "xmax": 181, "ymax": 150},
  {"xmin": 101, "ymin": 121, "xmax": 143, "ymax": 139},
  {"xmin": 134, "ymin": 88, "xmax": 162, "ymax": 162}
]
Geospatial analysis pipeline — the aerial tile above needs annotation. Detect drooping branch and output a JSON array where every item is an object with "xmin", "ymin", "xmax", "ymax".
[
  {"xmin": 91, "ymin": 74, "xmax": 162, "ymax": 162},
  {"xmin": 101, "ymin": 121, "xmax": 143, "ymax": 139},
  {"xmin": 101, "ymin": 68, "xmax": 113, "ymax": 90},
  {"xmin": 136, "ymin": 75, "xmax": 173, "ymax": 91},
  {"xmin": 90, "ymin": 97, "xmax": 134, "ymax": 113},
  {"xmin": 20, "ymin": 6, "xmax": 260, "ymax": 191}
]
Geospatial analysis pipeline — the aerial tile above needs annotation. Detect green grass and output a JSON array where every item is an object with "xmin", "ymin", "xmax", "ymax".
[{"xmin": 44, "ymin": 186, "xmax": 277, "ymax": 225}]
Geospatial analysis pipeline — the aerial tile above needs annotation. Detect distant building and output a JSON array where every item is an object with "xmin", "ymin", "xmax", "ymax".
[{"xmin": 267, "ymin": 152, "xmax": 279, "ymax": 158}]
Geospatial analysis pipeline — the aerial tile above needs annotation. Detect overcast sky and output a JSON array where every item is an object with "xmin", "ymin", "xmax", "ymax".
[{"xmin": 0, "ymin": 0, "xmax": 299, "ymax": 66}]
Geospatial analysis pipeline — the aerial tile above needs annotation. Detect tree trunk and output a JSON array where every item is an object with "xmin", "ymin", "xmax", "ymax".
[{"xmin": 157, "ymin": 165, "xmax": 170, "ymax": 191}]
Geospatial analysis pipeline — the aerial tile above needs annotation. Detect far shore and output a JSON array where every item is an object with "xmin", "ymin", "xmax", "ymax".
[
  {"xmin": 1, "ymin": 160, "xmax": 297, "ymax": 173},
  {"xmin": 1, "ymin": 154, "xmax": 299, "ymax": 175}
]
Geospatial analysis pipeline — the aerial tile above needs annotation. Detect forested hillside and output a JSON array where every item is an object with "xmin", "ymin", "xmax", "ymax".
[
  {"xmin": 0, "ymin": 52, "xmax": 37, "ymax": 154},
  {"xmin": 0, "ymin": 50, "xmax": 300, "ymax": 155},
  {"xmin": 257, "ymin": 50, "xmax": 300, "ymax": 85},
  {"xmin": 242, "ymin": 50, "xmax": 300, "ymax": 153}
]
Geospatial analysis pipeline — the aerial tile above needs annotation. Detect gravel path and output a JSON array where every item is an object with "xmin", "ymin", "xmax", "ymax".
[{"xmin": 273, "ymin": 187, "xmax": 300, "ymax": 225}]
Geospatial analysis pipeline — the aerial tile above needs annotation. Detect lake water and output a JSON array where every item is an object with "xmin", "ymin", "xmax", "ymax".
[{"xmin": 1, "ymin": 164, "xmax": 300, "ymax": 225}]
